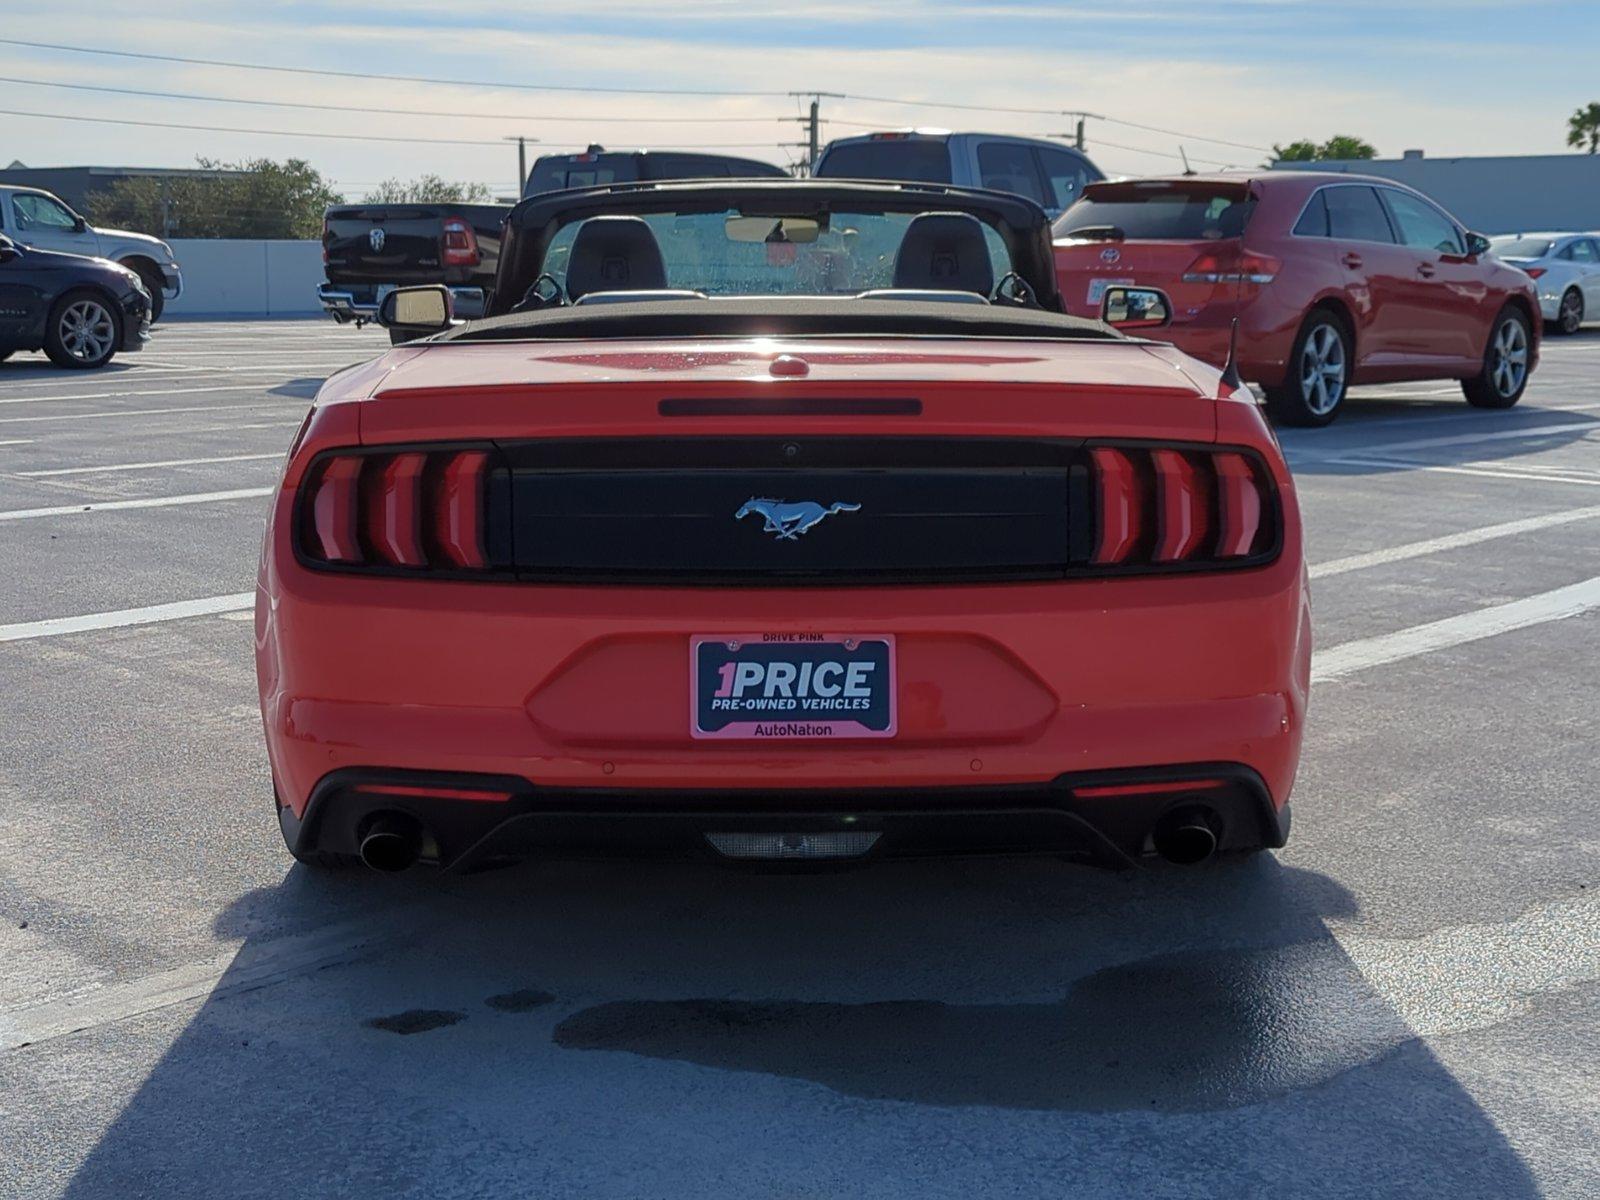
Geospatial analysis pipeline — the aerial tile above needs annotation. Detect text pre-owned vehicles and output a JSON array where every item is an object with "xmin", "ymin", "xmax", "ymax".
[
  {"xmin": 0, "ymin": 185, "xmax": 181, "ymax": 322},
  {"xmin": 259, "ymin": 178, "xmax": 1310, "ymax": 875},
  {"xmin": 813, "ymin": 131, "xmax": 1103, "ymax": 218},
  {"xmin": 1489, "ymin": 232, "xmax": 1600, "ymax": 335},
  {"xmin": 319, "ymin": 149, "xmax": 788, "ymax": 329},
  {"xmin": 1053, "ymin": 173, "xmax": 1541, "ymax": 425},
  {"xmin": 0, "ymin": 234, "xmax": 151, "ymax": 368}
]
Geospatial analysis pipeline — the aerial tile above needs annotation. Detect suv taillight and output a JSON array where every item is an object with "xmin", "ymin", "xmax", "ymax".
[
  {"xmin": 1085, "ymin": 445, "xmax": 1277, "ymax": 569},
  {"xmin": 440, "ymin": 217, "xmax": 480, "ymax": 267},
  {"xmin": 296, "ymin": 448, "xmax": 507, "ymax": 574},
  {"xmin": 1181, "ymin": 249, "xmax": 1279, "ymax": 285},
  {"xmin": 321, "ymin": 217, "xmax": 331, "ymax": 265}
]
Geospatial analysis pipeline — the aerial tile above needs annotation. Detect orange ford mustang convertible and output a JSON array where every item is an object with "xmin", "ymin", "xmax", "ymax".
[{"xmin": 256, "ymin": 179, "xmax": 1311, "ymax": 872}]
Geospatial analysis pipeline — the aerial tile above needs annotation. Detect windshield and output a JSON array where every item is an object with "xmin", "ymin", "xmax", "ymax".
[
  {"xmin": 815, "ymin": 141, "xmax": 953, "ymax": 184},
  {"xmin": 1055, "ymin": 185, "xmax": 1255, "ymax": 241},
  {"xmin": 541, "ymin": 209, "xmax": 1011, "ymax": 298},
  {"xmin": 1489, "ymin": 237, "xmax": 1555, "ymax": 259}
]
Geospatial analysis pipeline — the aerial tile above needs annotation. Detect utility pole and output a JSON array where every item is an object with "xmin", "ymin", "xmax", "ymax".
[
  {"xmin": 807, "ymin": 98, "xmax": 821, "ymax": 173},
  {"xmin": 502, "ymin": 135, "xmax": 538, "ymax": 193},
  {"xmin": 1074, "ymin": 116, "xmax": 1085, "ymax": 151},
  {"xmin": 784, "ymin": 92, "xmax": 842, "ymax": 176}
]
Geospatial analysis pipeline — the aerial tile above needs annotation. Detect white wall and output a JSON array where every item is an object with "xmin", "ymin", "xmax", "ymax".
[{"xmin": 164, "ymin": 239, "xmax": 323, "ymax": 316}]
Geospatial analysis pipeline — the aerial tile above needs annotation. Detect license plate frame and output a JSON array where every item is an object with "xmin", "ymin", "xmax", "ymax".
[
  {"xmin": 690, "ymin": 634, "xmax": 897, "ymax": 740},
  {"xmin": 1086, "ymin": 276, "xmax": 1136, "ymax": 306}
]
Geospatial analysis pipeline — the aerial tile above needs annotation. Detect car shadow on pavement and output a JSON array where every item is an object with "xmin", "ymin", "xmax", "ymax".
[
  {"xmin": 49, "ymin": 852, "xmax": 1546, "ymax": 1199},
  {"xmin": 1281, "ymin": 403, "xmax": 1598, "ymax": 477}
]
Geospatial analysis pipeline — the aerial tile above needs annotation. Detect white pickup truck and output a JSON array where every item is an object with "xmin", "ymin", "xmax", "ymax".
[{"xmin": 0, "ymin": 185, "xmax": 182, "ymax": 321}]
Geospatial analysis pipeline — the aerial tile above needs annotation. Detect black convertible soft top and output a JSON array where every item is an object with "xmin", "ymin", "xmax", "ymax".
[
  {"xmin": 438, "ymin": 296, "xmax": 1118, "ymax": 343},
  {"xmin": 480, "ymin": 178, "xmax": 1069, "ymax": 331}
]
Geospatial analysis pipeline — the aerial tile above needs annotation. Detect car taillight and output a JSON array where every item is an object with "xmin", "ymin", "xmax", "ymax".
[
  {"xmin": 1523, "ymin": 267, "xmax": 1546, "ymax": 280},
  {"xmin": 1085, "ymin": 445, "xmax": 1277, "ymax": 570},
  {"xmin": 1181, "ymin": 249, "xmax": 1279, "ymax": 285},
  {"xmin": 296, "ymin": 447, "xmax": 506, "ymax": 574},
  {"xmin": 441, "ymin": 217, "xmax": 480, "ymax": 267},
  {"xmin": 321, "ymin": 217, "xmax": 331, "ymax": 265}
]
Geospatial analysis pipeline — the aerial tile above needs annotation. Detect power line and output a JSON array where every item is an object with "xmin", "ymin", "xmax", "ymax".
[
  {"xmin": 0, "ymin": 36, "xmax": 1274, "ymax": 155},
  {"xmin": 0, "ymin": 74, "xmax": 799, "ymax": 124},
  {"xmin": 0, "ymin": 108, "xmax": 787, "ymax": 149},
  {"xmin": 0, "ymin": 37, "xmax": 789, "ymax": 97}
]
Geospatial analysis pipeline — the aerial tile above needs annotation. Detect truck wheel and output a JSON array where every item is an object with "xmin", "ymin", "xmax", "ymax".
[
  {"xmin": 43, "ymin": 290, "xmax": 121, "ymax": 369},
  {"xmin": 132, "ymin": 265, "xmax": 166, "ymax": 323},
  {"xmin": 1462, "ymin": 307, "xmax": 1531, "ymax": 409}
]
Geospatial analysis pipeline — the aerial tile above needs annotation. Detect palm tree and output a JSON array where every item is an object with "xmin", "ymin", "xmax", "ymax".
[{"xmin": 1568, "ymin": 103, "xmax": 1600, "ymax": 154}]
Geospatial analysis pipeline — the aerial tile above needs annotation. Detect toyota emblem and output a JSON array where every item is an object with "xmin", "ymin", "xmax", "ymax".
[{"xmin": 1099, "ymin": 246, "xmax": 1120, "ymax": 264}]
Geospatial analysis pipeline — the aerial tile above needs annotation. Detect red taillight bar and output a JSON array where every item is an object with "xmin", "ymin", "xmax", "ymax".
[
  {"xmin": 370, "ymin": 452, "xmax": 428, "ymax": 567},
  {"xmin": 1151, "ymin": 449, "xmax": 1209, "ymax": 563},
  {"xmin": 435, "ymin": 451, "xmax": 489, "ymax": 568},
  {"xmin": 311, "ymin": 455, "xmax": 363, "ymax": 562},
  {"xmin": 1213, "ymin": 452, "xmax": 1263, "ymax": 558},
  {"xmin": 1073, "ymin": 778, "xmax": 1226, "ymax": 799},
  {"xmin": 1090, "ymin": 447, "xmax": 1141, "ymax": 565}
]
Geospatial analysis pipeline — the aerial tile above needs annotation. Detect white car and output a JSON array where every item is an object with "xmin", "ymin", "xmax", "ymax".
[
  {"xmin": 0, "ymin": 185, "xmax": 182, "ymax": 322},
  {"xmin": 1489, "ymin": 232, "xmax": 1600, "ymax": 335}
]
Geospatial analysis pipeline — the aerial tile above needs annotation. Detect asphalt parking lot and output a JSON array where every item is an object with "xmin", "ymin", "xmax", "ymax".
[{"xmin": 1, "ymin": 319, "xmax": 1596, "ymax": 1199}]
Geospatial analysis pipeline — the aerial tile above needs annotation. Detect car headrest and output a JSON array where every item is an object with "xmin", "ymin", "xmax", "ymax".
[
  {"xmin": 892, "ymin": 212, "xmax": 995, "ymax": 297},
  {"xmin": 565, "ymin": 216, "xmax": 668, "ymax": 300}
]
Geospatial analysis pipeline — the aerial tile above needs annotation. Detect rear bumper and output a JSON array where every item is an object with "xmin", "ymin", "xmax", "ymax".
[
  {"xmin": 258, "ymin": 474, "xmax": 1312, "ymax": 861},
  {"xmin": 282, "ymin": 764, "xmax": 1291, "ymax": 870},
  {"xmin": 318, "ymin": 283, "xmax": 486, "ymax": 322}
]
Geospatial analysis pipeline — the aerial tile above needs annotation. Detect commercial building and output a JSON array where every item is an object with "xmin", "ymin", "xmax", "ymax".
[{"xmin": 1271, "ymin": 151, "xmax": 1600, "ymax": 234}]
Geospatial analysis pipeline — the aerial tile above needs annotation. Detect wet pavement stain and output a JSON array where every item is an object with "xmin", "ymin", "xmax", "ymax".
[
  {"xmin": 553, "ymin": 941, "xmax": 1413, "ymax": 1112},
  {"xmin": 364, "ymin": 1009, "xmax": 467, "ymax": 1036},
  {"xmin": 485, "ymin": 988, "xmax": 556, "ymax": 1013}
]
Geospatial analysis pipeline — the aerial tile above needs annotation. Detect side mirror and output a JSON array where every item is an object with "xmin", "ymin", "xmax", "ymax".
[
  {"xmin": 377, "ymin": 285, "xmax": 453, "ymax": 332},
  {"xmin": 1465, "ymin": 231, "xmax": 1491, "ymax": 258},
  {"xmin": 1100, "ymin": 285, "xmax": 1172, "ymax": 331},
  {"xmin": 72, "ymin": 215, "xmax": 88, "ymax": 233}
]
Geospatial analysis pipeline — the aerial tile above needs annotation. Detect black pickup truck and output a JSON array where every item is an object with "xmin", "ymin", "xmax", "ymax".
[{"xmin": 318, "ymin": 149, "xmax": 787, "ymax": 329}]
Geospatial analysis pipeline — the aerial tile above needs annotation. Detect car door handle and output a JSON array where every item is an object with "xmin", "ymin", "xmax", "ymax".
[
  {"xmin": 1341, "ymin": 253, "xmax": 1363, "ymax": 269},
  {"xmin": 1417, "ymin": 263, "xmax": 1436, "ymax": 279}
]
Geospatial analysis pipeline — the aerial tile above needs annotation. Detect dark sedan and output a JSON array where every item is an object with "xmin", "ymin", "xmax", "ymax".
[{"xmin": 0, "ymin": 234, "xmax": 151, "ymax": 369}]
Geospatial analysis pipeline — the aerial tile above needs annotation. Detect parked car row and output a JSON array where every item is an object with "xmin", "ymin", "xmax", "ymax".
[
  {"xmin": 1489, "ymin": 232, "xmax": 1600, "ymax": 336},
  {"xmin": 0, "ymin": 233, "xmax": 152, "ymax": 368}
]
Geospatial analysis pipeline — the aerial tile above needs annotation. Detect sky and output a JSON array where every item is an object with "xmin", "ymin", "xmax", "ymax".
[{"xmin": 0, "ymin": 0, "xmax": 1595, "ymax": 200}]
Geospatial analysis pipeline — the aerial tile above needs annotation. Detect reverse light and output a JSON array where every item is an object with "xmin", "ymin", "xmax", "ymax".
[
  {"xmin": 298, "ymin": 447, "xmax": 504, "ymax": 574},
  {"xmin": 440, "ymin": 217, "xmax": 481, "ymax": 267}
]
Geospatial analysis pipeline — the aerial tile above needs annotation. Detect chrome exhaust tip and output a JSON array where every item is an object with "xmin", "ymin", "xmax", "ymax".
[
  {"xmin": 1151, "ymin": 805, "xmax": 1221, "ymax": 865},
  {"xmin": 357, "ymin": 812, "xmax": 424, "ymax": 872}
]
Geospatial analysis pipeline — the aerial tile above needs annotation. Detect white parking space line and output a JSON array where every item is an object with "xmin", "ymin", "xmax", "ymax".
[
  {"xmin": 0, "ymin": 592, "xmax": 253, "ymax": 644},
  {"xmin": 1329, "ymin": 456, "xmax": 1600, "ymax": 489},
  {"xmin": 1293, "ymin": 419, "xmax": 1600, "ymax": 464},
  {"xmin": 0, "ymin": 487, "xmax": 271, "ymax": 522},
  {"xmin": 0, "ymin": 383, "xmax": 295, "ymax": 406},
  {"xmin": 17, "ymin": 452, "xmax": 283, "ymax": 478},
  {"xmin": 1309, "ymin": 504, "xmax": 1600, "ymax": 579},
  {"xmin": 0, "ymin": 439, "xmax": 33, "ymax": 447},
  {"xmin": 1312, "ymin": 575, "xmax": 1600, "ymax": 684},
  {"xmin": 0, "ymin": 402, "xmax": 308, "ymax": 425}
]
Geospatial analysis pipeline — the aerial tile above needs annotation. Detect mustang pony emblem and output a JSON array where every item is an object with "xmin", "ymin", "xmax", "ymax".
[{"xmin": 735, "ymin": 497, "xmax": 861, "ymax": 540}]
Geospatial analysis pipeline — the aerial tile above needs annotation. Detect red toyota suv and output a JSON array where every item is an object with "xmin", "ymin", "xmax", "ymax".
[{"xmin": 1054, "ymin": 173, "xmax": 1540, "ymax": 425}]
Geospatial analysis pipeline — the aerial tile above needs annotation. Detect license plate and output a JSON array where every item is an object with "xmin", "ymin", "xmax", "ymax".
[
  {"xmin": 1086, "ymin": 276, "xmax": 1135, "ymax": 305},
  {"xmin": 690, "ymin": 634, "xmax": 896, "ymax": 739}
]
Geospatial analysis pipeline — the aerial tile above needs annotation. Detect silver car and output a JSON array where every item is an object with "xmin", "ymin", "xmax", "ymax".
[{"xmin": 1490, "ymin": 232, "xmax": 1600, "ymax": 335}]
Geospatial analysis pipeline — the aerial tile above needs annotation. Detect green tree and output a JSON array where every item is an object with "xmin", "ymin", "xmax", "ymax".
[
  {"xmin": 1568, "ymin": 103, "xmax": 1600, "ymax": 153},
  {"xmin": 85, "ymin": 157, "xmax": 341, "ymax": 239},
  {"xmin": 1267, "ymin": 135, "xmax": 1378, "ymax": 166},
  {"xmin": 362, "ymin": 175, "xmax": 495, "ymax": 203}
]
